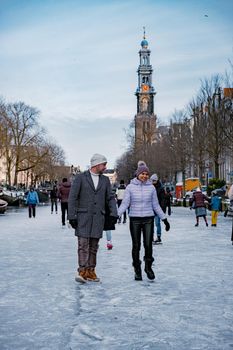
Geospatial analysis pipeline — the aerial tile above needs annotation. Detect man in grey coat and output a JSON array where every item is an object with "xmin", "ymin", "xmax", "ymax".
[{"xmin": 68, "ymin": 153, "xmax": 118, "ymax": 283}]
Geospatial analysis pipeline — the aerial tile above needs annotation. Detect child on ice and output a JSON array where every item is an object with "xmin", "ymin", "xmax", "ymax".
[{"xmin": 210, "ymin": 193, "xmax": 221, "ymax": 227}]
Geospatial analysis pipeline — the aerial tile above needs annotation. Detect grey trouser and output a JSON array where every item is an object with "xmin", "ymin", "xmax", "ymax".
[{"xmin": 77, "ymin": 237, "xmax": 99, "ymax": 271}]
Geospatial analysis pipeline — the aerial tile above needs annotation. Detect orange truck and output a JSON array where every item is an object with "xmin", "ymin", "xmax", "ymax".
[
  {"xmin": 176, "ymin": 178, "xmax": 201, "ymax": 198},
  {"xmin": 185, "ymin": 178, "xmax": 201, "ymax": 191}
]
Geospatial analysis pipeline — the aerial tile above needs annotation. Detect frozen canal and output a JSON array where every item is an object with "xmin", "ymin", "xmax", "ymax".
[{"xmin": 0, "ymin": 205, "xmax": 233, "ymax": 350}]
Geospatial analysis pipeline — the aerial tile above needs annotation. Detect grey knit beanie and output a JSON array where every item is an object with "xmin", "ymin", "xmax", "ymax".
[
  {"xmin": 136, "ymin": 164, "xmax": 149, "ymax": 177},
  {"xmin": 90, "ymin": 153, "xmax": 107, "ymax": 167}
]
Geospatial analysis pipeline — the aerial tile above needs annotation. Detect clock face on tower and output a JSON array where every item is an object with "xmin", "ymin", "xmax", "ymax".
[{"xmin": 142, "ymin": 84, "xmax": 149, "ymax": 92}]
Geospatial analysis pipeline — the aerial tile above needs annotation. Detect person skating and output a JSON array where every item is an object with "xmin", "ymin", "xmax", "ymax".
[
  {"xmin": 150, "ymin": 174, "xmax": 166, "ymax": 244},
  {"xmin": 190, "ymin": 188, "xmax": 209, "ymax": 227},
  {"xmin": 103, "ymin": 203, "xmax": 116, "ymax": 250},
  {"xmin": 68, "ymin": 153, "xmax": 118, "ymax": 283},
  {"xmin": 105, "ymin": 231, "xmax": 113, "ymax": 250},
  {"xmin": 210, "ymin": 192, "xmax": 221, "ymax": 227},
  {"xmin": 116, "ymin": 180, "xmax": 127, "ymax": 223},
  {"xmin": 164, "ymin": 187, "xmax": 172, "ymax": 216},
  {"xmin": 224, "ymin": 184, "xmax": 233, "ymax": 218},
  {"xmin": 26, "ymin": 187, "xmax": 39, "ymax": 218},
  {"xmin": 228, "ymin": 183, "xmax": 233, "ymax": 202},
  {"xmin": 50, "ymin": 183, "xmax": 58, "ymax": 214},
  {"xmin": 225, "ymin": 184, "xmax": 233, "ymax": 245},
  {"xmin": 118, "ymin": 163, "xmax": 170, "ymax": 281},
  {"xmin": 58, "ymin": 178, "xmax": 71, "ymax": 227}
]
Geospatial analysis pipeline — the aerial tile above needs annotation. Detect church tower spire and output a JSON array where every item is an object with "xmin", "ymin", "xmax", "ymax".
[{"xmin": 135, "ymin": 29, "xmax": 157, "ymax": 146}]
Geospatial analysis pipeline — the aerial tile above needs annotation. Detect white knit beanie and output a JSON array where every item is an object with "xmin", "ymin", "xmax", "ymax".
[
  {"xmin": 150, "ymin": 173, "xmax": 158, "ymax": 181},
  {"xmin": 90, "ymin": 153, "xmax": 107, "ymax": 167}
]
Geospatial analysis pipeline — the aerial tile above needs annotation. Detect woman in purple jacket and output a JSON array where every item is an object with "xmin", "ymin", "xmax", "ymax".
[{"xmin": 118, "ymin": 163, "xmax": 170, "ymax": 281}]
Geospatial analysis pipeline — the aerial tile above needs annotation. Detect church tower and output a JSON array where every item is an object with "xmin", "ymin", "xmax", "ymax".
[{"xmin": 135, "ymin": 29, "xmax": 156, "ymax": 146}]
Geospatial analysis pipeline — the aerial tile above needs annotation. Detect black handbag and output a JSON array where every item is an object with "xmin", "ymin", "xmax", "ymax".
[
  {"xmin": 103, "ymin": 204, "xmax": 116, "ymax": 231},
  {"xmin": 104, "ymin": 215, "xmax": 116, "ymax": 231}
]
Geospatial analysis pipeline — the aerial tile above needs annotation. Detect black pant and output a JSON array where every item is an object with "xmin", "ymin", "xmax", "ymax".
[
  {"xmin": 117, "ymin": 199, "xmax": 127, "ymax": 222},
  {"xmin": 51, "ymin": 198, "xmax": 58, "ymax": 213},
  {"xmin": 166, "ymin": 206, "xmax": 171, "ymax": 216},
  {"xmin": 28, "ymin": 204, "xmax": 36, "ymax": 218},
  {"xmin": 61, "ymin": 202, "xmax": 68, "ymax": 225},
  {"xmin": 129, "ymin": 216, "xmax": 154, "ymax": 268}
]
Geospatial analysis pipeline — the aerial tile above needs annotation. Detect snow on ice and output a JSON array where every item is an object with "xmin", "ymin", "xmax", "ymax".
[{"xmin": 0, "ymin": 206, "xmax": 233, "ymax": 349}]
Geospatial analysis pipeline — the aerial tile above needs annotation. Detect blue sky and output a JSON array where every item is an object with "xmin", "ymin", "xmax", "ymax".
[{"xmin": 0, "ymin": 0, "xmax": 233, "ymax": 169}]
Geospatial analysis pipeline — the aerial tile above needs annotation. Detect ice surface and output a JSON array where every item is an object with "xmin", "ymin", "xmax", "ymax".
[{"xmin": 0, "ymin": 206, "xmax": 233, "ymax": 349}]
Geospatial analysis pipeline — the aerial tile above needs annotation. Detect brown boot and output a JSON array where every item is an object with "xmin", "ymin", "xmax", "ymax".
[
  {"xmin": 86, "ymin": 268, "xmax": 100, "ymax": 282},
  {"xmin": 75, "ymin": 269, "xmax": 87, "ymax": 283}
]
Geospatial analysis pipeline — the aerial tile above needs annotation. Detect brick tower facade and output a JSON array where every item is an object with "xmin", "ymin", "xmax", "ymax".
[{"xmin": 135, "ymin": 30, "xmax": 157, "ymax": 146}]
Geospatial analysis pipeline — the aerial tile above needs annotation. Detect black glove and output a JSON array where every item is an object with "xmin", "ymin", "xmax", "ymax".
[
  {"xmin": 69, "ymin": 219, "xmax": 77, "ymax": 229},
  {"xmin": 110, "ymin": 216, "xmax": 118, "ymax": 225},
  {"xmin": 162, "ymin": 218, "xmax": 170, "ymax": 232}
]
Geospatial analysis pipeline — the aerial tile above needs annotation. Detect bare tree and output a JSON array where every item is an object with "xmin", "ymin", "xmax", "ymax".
[
  {"xmin": 187, "ymin": 98, "xmax": 208, "ymax": 180},
  {"xmin": 199, "ymin": 76, "xmax": 228, "ymax": 178},
  {"xmin": 115, "ymin": 120, "xmax": 139, "ymax": 183},
  {"xmin": 0, "ymin": 99, "xmax": 14, "ymax": 184},
  {"xmin": 220, "ymin": 94, "xmax": 233, "ymax": 152},
  {"xmin": 151, "ymin": 134, "xmax": 176, "ymax": 182},
  {"xmin": 3, "ymin": 101, "xmax": 47, "ymax": 185},
  {"xmin": 222, "ymin": 63, "xmax": 233, "ymax": 151},
  {"xmin": 115, "ymin": 142, "xmax": 138, "ymax": 184},
  {"xmin": 116, "ymin": 119, "xmax": 177, "ymax": 183},
  {"xmin": 33, "ymin": 141, "xmax": 66, "ymax": 183},
  {"xmin": 168, "ymin": 110, "xmax": 192, "ymax": 195},
  {"xmin": 0, "ymin": 99, "xmax": 6, "ymax": 156}
]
